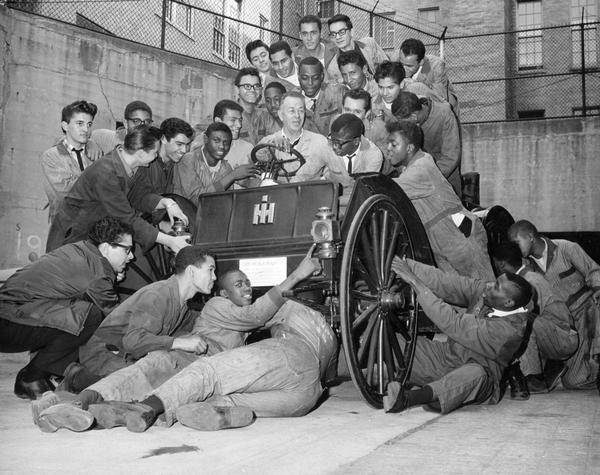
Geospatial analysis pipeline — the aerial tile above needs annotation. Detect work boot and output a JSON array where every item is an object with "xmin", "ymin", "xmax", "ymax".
[
  {"xmin": 14, "ymin": 368, "xmax": 54, "ymax": 400},
  {"xmin": 88, "ymin": 401, "xmax": 157, "ymax": 432},
  {"xmin": 36, "ymin": 402, "xmax": 94, "ymax": 433},
  {"xmin": 543, "ymin": 360, "xmax": 567, "ymax": 393},
  {"xmin": 507, "ymin": 362, "xmax": 530, "ymax": 400},
  {"xmin": 383, "ymin": 381, "xmax": 409, "ymax": 413},
  {"xmin": 525, "ymin": 374, "xmax": 548, "ymax": 394},
  {"xmin": 176, "ymin": 403, "xmax": 254, "ymax": 431}
]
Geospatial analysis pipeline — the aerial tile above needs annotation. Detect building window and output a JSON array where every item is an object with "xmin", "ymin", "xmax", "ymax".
[
  {"xmin": 213, "ymin": 16, "xmax": 225, "ymax": 56},
  {"xmin": 167, "ymin": 0, "xmax": 192, "ymax": 34},
  {"xmin": 517, "ymin": 0, "xmax": 543, "ymax": 70},
  {"xmin": 418, "ymin": 6, "xmax": 439, "ymax": 25},
  {"xmin": 373, "ymin": 12, "xmax": 396, "ymax": 49},
  {"xmin": 518, "ymin": 109, "xmax": 545, "ymax": 119},
  {"xmin": 318, "ymin": 0, "xmax": 335, "ymax": 19},
  {"xmin": 571, "ymin": 0, "xmax": 598, "ymax": 68},
  {"xmin": 259, "ymin": 14, "xmax": 268, "ymax": 42}
]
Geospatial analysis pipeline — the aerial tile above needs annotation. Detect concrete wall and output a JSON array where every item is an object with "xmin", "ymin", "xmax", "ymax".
[
  {"xmin": 462, "ymin": 116, "xmax": 600, "ymax": 231},
  {"xmin": 0, "ymin": 6, "xmax": 237, "ymax": 268}
]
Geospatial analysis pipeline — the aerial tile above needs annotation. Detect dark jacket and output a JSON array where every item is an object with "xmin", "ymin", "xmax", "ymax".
[{"xmin": 0, "ymin": 241, "xmax": 118, "ymax": 335}]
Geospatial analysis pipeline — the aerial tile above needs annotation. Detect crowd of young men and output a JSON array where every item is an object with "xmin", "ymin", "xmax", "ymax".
[{"xmin": 0, "ymin": 13, "xmax": 598, "ymax": 435}]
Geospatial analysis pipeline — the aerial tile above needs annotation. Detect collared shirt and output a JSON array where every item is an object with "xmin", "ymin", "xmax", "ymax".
[
  {"xmin": 63, "ymin": 139, "xmax": 90, "ymax": 170},
  {"xmin": 488, "ymin": 307, "xmax": 527, "ymax": 317},
  {"xmin": 275, "ymin": 66, "xmax": 300, "ymax": 87},
  {"xmin": 303, "ymin": 91, "xmax": 320, "ymax": 112},
  {"xmin": 116, "ymin": 149, "xmax": 135, "ymax": 179}
]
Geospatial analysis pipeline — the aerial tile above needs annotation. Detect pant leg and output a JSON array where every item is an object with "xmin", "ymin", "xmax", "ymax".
[
  {"xmin": 563, "ymin": 301, "xmax": 599, "ymax": 389},
  {"xmin": 0, "ymin": 305, "xmax": 103, "ymax": 377},
  {"xmin": 520, "ymin": 319, "xmax": 578, "ymax": 375},
  {"xmin": 427, "ymin": 363, "xmax": 493, "ymax": 414},
  {"xmin": 154, "ymin": 337, "xmax": 322, "ymax": 424},
  {"xmin": 88, "ymin": 350, "xmax": 196, "ymax": 401},
  {"xmin": 79, "ymin": 335, "xmax": 128, "ymax": 377}
]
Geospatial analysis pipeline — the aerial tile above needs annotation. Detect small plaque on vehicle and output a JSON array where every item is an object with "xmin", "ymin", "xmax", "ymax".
[{"xmin": 239, "ymin": 256, "xmax": 287, "ymax": 287}]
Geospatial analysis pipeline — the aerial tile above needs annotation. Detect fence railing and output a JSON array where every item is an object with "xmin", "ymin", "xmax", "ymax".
[{"xmin": 4, "ymin": 0, "xmax": 600, "ymax": 123}]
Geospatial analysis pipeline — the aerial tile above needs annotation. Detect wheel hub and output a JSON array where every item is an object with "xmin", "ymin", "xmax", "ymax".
[{"xmin": 379, "ymin": 291, "xmax": 405, "ymax": 312}]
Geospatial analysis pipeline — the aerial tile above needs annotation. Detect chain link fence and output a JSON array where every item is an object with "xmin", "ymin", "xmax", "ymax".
[
  {"xmin": 4, "ymin": 0, "xmax": 600, "ymax": 123},
  {"xmin": 444, "ymin": 20, "xmax": 600, "ymax": 123}
]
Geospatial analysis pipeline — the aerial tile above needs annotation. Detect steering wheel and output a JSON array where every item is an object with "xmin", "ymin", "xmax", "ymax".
[{"xmin": 250, "ymin": 143, "xmax": 306, "ymax": 181}]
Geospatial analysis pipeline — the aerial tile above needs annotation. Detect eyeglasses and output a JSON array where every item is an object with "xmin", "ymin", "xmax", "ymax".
[
  {"xmin": 239, "ymin": 84, "xmax": 263, "ymax": 91},
  {"xmin": 328, "ymin": 135, "xmax": 359, "ymax": 148},
  {"xmin": 127, "ymin": 118, "xmax": 153, "ymax": 126},
  {"xmin": 329, "ymin": 28, "xmax": 349, "ymax": 38},
  {"xmin": 110, "ymin": 242, "xmax": 134, "ymax": 255}
]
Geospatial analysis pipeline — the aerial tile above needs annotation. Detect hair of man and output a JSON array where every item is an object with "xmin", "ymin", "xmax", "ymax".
[
  {"xmin": 280, "ymin": 90, "xmax": 305, "ymax": 104},
  {"xmin": 385, "ymin": 119, "xmax": 424, "ymax": 149},
  {"xmin": 234, "ymin": 67, "xmax": 261, "ymax": 87},
  {"xmin": 331, "ymin": 113, "xmax": 364, "ymax": 137},
  {"xmin": 337, "ymin": 49, "xmax": 366, "ymax": 69},
  {"xmin": 343, "ymin": 89, "xmax": 372, "ymax": 112},
  {"xmin": 88, "ymin": 216, "xmax": 134, "ymax": 246},
  {"xmin": 269, "ymin": 40, "xmax": 293, "ymax": 58},
  {"xmin": 61, "ymin": 100, "xmax": 98, "ymax": 124},
  {"xmin": 509, "ymin": 220, "xmax": 540, "ymax": 238},
  {"xmin": 123, "ymin": 125, "xmax": 162, "ymax": 153},
  {"xmin": 245, "ymin": 39, "xmax": 269, "ymax": 62},
  {"xmin": 213, "ymin": 99, "xmax": 244, "ymax": 120},
  {"xmin": 400, "ymin": 38, "xmax": 426, "ymax": 62},
  {"xmin": 124, "ymin": 100, "xmax": 152, "ymax": 120},
  {"xmin": 205, "ymin": 121, "xmax": 232, "ymax": 139},
  {"xmin": 374, "ymin": 61, "xmax": 405, "ymax": 84},
  {"xmin": 299, "ymin": 14, "xmax": 322, "ymax": 31},
  {"xmin": 264, "ymin": 81, "xmax": 287, "ymax": 94},
  {"xmin": 491, "ymin": 242, "xmax": 524, "ymax": 270},
  {"xmin": 160, "ymin": 118, "xmax": 194, "ymax": 141},
  {"xmin": 327, "ymin": 14, "xmax": 352, "ymax": 29},
  {"xmin": 298, "ymin": 55, "xmax": 324, "ymax": 73},
  {"xmin": 503, "ymin": 272, "xmax": 533, "ymax": 309},
  {"xmin": 174, "ymin": 246, "xmax": 213, "ymax": 274},
  {"xmin": 391, "ymin": 91, "xmax": 425, "ymax": 118}
]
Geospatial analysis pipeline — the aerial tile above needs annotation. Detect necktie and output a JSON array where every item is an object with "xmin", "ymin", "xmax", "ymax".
[
  {"xmin": 290, "ymin": 136, "xmax": 301, "ymax": 149},
  {"xmin": 346, "ymin": 153, "xmax": 356, "ymax": 175},
  {"xmin": 74, "ymin": 148, "xmax": 85, "ymax": 171}
]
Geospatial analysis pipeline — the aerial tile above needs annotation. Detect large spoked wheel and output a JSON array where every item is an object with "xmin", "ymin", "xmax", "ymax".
[
  {"xmin": 250, "ymin": 143, "xmax": 306, "ymax": 181},
  {"xmin": 340, "ymin": 194, "xmax": 420, "ymax": 409}
]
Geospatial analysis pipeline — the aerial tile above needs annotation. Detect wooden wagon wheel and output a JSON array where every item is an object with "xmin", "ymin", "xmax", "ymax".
[{"xmin": 340, "ymin": 194, "xmax": 423, "ymax": 409}]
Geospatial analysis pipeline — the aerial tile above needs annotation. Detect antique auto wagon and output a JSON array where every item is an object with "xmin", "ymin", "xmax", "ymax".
[{"xmin": 119, "ymin": 149, "xmax": 513, "ymax": 410}]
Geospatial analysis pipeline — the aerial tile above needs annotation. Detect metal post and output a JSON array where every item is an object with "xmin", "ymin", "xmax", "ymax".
[
  {"xmin": 160, "ymin": 0, "xmax": 167, "ymax": 49},
  {"xmin": 439, "ymin": 26, "xmax": 447, "ymax": 59},
  {"xmin": 370, "ymin": 0, "xmax": 379, "ymax": 38},
  {"xmin": 580, "ymin": 8, "xmax": 587, "ymax": 116},
  {"xmin": 279, "ymin": 0, "xmax": 283, "ymax": 40}
]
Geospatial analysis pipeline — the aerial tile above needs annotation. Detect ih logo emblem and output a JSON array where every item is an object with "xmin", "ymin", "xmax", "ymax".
[{"xmin": 253, "ymin": 195, "xmax": 276, "ymax": 225}]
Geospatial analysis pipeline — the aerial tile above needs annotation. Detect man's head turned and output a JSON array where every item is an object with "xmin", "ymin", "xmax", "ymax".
[
  {"xmin": 174, "ymin": 246, "xmax": 216, "ymax": 294},
  {"xmin": 484, "ymin": 272, "xmax": 532, "ymax": 311},
  {"xmin": 491, "ymin": 242, "xmax": 524, "ymax": 275},
  {"xmin": 88, "ymin": 217, "xmax": 134, "ymax": 276},
  {"xmin": 61, "ymin": 100, "xmax": 98, "ymax": 147},
  {"xmin": 159, "ymin": 117, "xmax": 194, "ymax": 163},
  {"xmin": 508, "ymin": 220, "xmax": 540, "ymax": 257},
  {"xmin": 218, "ymin": 269, "xmax": 253, "ymax": 307},
  {"xmin": 385, "ymin": 120, "xmax": 423, "ymax": 167},
  {"xmin": 399, "ymin": 38, "xmax": 426, "ymax": 77}
]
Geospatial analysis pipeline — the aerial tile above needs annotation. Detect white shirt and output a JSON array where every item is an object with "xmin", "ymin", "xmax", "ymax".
[{"xmin": 530, "ymin": 240, "xmax": 549, "ymax": 272}]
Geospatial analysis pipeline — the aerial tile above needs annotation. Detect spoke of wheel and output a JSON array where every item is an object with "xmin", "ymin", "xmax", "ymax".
[
  {"xmin": 384, "ymin": 221, "xmax": 401, "ymax": 286},
  {"xmin": 352, "ymin": 302, "xmax": 378, "ymax": 332},
  {"xmin": 357, "ymin": 310, "xmax": 379, "ymax": 365},
  {"xmin": 357, "ymin": 233, "xmax": 378, "ymax": 292},
  {"xmin": 145, "ymin": 252, "xmax": 162, "ymax": 280},
  {"xmin": 366, "ymin": 314, "xmax": 380, "ymax": 386},
  {"xmin": 127, "ymin": 262, "xmax": 154, "ymax": 284},
  {"xmin": 370, "ymin": 211, "xmax": 382, "ymax": 285},
  {"xmin": 350, "ymin": 290, "xmax": 377, "ymax": 301},
  {"xmin": 389, "ymin": 322, "xmax": 407, "ymax": 372},
  {"xmin": 354, "ymin": 256, "xmax": 378, "ymax": 294},
  {"xmin": 377, "ymin": 318, "xmax": 384, "ymax": 393},
  {"xmin": 158, "ymin": 245, "xmax": 169, "ymax": 277},
  {"xmin": 382, "ymin": 318, "xmax": 396, "ymax": 382},
  {"xmin": 379, "ymin": 209, "xmax": 390, "ymax": 283}
]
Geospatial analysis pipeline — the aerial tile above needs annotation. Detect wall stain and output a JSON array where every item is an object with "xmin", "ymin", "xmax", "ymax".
[{"xmin": 80, "ymin": 40, "xmax": 103, "ymax": 73}]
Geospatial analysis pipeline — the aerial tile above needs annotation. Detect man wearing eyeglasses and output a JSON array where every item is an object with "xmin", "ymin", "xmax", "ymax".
[
  {"xmin": 90, "ymin": 101, "xmax": 154, "ymax": 155},
  {"xmin": 325, "ymin": 14, "xmax": 389, "ymax": 86},
  {"xmin": 322, "ymin": 113, "xmax": 383, "ymax": 211},
  {"xmin": 235, "ymin": 68, "xmax": 279, "ymax": 145},
  {"xmin": 0, "ymin": 217, "xmax": 134, "ymax": 400}
]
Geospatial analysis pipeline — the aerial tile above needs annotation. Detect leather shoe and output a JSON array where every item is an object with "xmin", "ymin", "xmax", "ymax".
[
  {"xmin": 526, "ymin": 374, "xmax": 548, "ymax": 394},
  {"xmin": 88, "ymin": 401, "xmax": 157, "ymax": 432},
  {"xmin": 14, "ymin": 368, "xmax": 54, "ymax": 400},
  {"xmin": 507, "ymin": 362, "xmax": 530, "ymax": 400},
  {"xmin": 55, "ymin": 362, "xmax": 85, "ymax": 394},
  {"xmin": 176, "ymin": 403, "xmax": 254, "ymax": 431},
  {"xmin": 543, "ymin": 360, "xmax": 567, "ymax": 393}
]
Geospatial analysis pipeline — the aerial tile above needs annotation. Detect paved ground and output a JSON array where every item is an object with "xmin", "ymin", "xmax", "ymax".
[{"xmin": 1, "ymin": 352, "xmax": 598, "ymax": 474}]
